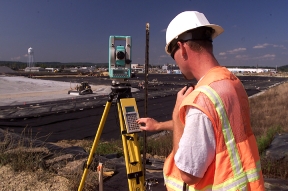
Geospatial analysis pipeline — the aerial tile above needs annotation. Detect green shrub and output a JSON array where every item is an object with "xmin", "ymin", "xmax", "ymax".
[
  {"xmin": 94, "ymin": 140, "xmax": 123, "ymax": 156},
  {"xmin": 256, "ymin": 126, "xmax": 282, "ymax": 155}
]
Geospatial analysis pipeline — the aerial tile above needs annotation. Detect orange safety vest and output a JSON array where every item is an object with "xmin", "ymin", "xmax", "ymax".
[{"xmin": 163, "ymin": 66, "xmax": 264, "ymax": 191}]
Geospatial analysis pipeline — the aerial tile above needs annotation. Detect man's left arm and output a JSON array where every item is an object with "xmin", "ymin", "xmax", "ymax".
[
  {"xmin": 175, "ymin": 107, "xmax": 216, "ymax": 185},
  {"xmin": 172, "ymin": 86, "xmax": 193, "ymax": 154}
]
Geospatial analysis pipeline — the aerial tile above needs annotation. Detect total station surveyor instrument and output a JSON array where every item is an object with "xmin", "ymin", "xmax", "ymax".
[{"xmin": 78, "ymin": 35, "xmax": 146, "ymax": 191}]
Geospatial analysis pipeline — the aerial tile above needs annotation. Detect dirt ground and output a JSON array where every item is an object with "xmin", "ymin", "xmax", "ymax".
[{"xmin": 0, "ymin": 165, "xmax": 70, "ymax": 191}]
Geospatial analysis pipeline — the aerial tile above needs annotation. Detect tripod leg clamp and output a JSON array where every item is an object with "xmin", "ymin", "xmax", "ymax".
[
  {"xmin": 83, "ymin": 161, "xmax": 91, "ymax": 170},
  {"xmin": 127, "ymin": 171, "xmax": 143, "ymax": 184}
]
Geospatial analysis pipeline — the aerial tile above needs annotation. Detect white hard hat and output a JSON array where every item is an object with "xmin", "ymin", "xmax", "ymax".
[{"xmin": 165, "ymin": 11, "xmax": 224, "ymax": 55}]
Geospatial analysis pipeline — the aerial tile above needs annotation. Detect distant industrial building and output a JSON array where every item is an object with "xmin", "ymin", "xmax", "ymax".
[
  {"xmin": 24, "ymin": 67, "xmax": 45, "ymax": 72},
  {"xmin": 161, "ymin": 64, "xmax": 181, "ymax": 74},
  {"xmin": 227, "ymin": 68, "xmax": 276, "ymax": 73},
  {"xmin": 131, "ymin": 64, "xmax": 144, "ymax": 73}
]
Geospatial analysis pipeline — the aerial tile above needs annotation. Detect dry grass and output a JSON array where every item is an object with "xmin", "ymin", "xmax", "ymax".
[
  {"xmin": 249, "ymin": 82, "xmax": 288, "ymax": 179},
  {"xmin": 0, "ymin": 129, "xmax": 100, "ymax": 190},
  {"xmin": 0, "ymin": 128, "xmax": 48, "ymax": 172},
  {"xmin": 261, "ymin": 156, "xmax": 288, "ymax": 179},
  {"xmin": 139, "ymin": 133, "xmax": 173, "ymax": 157},
  {"xmin": 250, "ymin": 82, "xmax": 288, "ymax": 136}
]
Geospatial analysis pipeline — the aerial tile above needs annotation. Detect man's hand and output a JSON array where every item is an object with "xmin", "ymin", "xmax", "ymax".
[
  {"xmin": 136, "ymin": 118, "xmax": 173, "ymax": 131},
  {"xmin": 173, "ymin": 86, "xmax": 194, "ymax": 120},
  {"xmin": 136, "ymin": 118, "xmax": 159, "ymax": 131},
  {"xmin": 180, "ymin": 171, "xmax": 201, "ymax": 185}
]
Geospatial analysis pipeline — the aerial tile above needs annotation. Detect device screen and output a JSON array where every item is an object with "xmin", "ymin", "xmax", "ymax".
[
  {"xmin": 125, "ymin": 106, "xmax": 135, "ymax": 113},
  {"xmin": 113, "ymin": 70, "xmax": 126, "ymax": 74}
]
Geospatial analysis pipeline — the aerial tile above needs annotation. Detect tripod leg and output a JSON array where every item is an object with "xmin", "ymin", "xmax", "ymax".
[
  {"xmin": 117, "ymin": 101, "xmax": 145, "ymax": 191},
  {"xmin": 78, "ymin": 101, "xmax": 112, "ymax": 191}
]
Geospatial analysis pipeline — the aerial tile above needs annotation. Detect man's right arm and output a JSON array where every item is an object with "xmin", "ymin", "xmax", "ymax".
[{"xmin": 136, "ymin": 118, "xmax": 173, "ymax": 131}]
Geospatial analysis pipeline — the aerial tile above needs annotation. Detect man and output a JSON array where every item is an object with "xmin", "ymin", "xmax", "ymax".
[{"xmin": 137, "ymin": 11, "xmax": 264, "ymax": 190}]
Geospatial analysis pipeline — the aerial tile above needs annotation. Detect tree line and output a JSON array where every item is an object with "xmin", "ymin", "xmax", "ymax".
[
  {"xmin": 0, "ymin": 61, "xmax": 109, "ymax": 70},
  {"xmin": 1, "ymin": 61, "xmax": 288, "ymax": 72}
]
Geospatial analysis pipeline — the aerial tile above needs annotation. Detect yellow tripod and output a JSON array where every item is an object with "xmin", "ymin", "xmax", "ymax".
[{"xmin": 78, "ymin": 82, "xmax": 145, "ymax": 191}]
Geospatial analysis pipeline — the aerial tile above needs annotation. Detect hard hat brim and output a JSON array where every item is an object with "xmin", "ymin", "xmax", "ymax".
[{"xmin": 165, "ymin": 24, "xmax": 224, "ymax": 55}]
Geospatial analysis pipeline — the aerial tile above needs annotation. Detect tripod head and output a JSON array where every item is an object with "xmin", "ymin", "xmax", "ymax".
[{"xmin": 109, "ymin": 80, "xmax": 132, "ymax": 100}]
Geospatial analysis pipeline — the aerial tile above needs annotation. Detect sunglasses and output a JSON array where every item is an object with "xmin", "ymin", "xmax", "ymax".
[
  {"xmin": 169, "ymin": 40, "xmax": 190, "ymax": 60},
  {"xmin": 170, "ymin": 43, "xmax": 179, "ymax": 60}
]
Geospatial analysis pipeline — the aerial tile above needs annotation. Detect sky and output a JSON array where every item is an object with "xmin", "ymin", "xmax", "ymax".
[{"xmin": 0, "ymin": 0, "xmax": 287, "ymax": 68}]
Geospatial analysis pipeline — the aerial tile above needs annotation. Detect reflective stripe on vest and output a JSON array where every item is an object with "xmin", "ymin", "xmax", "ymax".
[
  {"xmin": 197, "ymin": 86, "xmax": 243, "ymax": 175},
  {"xmin": 164, "ymin": 159, "xmax": 261, "ymax": 191},
  {"xmin": 164, "ymin": 85, "xmax": 262, "ymax": 191},
  {"xmin": 187, "ymin": 86, "xmax": 261, "ymax": 191},
  {"xmin": 164, "ymin": 175, "xmax": 187, "ymax": 191}
]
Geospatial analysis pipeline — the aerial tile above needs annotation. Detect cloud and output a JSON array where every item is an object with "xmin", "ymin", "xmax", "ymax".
[
  {"xmin": 11, "ymin": 56, "xmax": 21, "ymax": 61},
  {"xmin": 235, "ymin": 55, "xmax": 249, "ymax": 59},
  {"xmin": 273, "ymin": 44, "xmax": 286, "ymax": 49},
  {"xmin": 219, "ymin": 48, "xmax": 246, "ymax": 57},
  {"xmin": 227, "ymin": 48, "xmax": 246, "ymax": 54},
  {"xmin": 263, "ymin": 54, "xmax": 276, "ymax": 58},
  {"xmin": 253, "ymin": 43, "xmax": 270, "ymax": 49},
  {"xmin": 253, "ymin": 43, "xmax": 286, "ymax": 49},
  {"xmin": 253, "ymin": 54, "xmax": 276, "ymax": 60}
]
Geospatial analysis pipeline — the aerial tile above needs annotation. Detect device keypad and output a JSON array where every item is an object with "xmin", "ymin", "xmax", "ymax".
[{"xmin": 125, "ymin": 113, "xmax": 141, "ymax": 133}]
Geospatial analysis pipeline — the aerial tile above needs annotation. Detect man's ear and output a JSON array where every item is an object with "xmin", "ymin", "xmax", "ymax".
[{"xmin": 177, "ymin": 41, "xmax": 188, "ymax": 59}]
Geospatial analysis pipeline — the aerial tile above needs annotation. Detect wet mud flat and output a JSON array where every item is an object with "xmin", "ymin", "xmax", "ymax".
[{"xmin": 0, "ymin": 74, "xmax": 287, "ymax": 142}]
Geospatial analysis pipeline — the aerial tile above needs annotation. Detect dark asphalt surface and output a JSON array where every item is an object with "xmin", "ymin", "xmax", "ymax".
[{"xmin": 0, "ymin": 74, "xmax": 287, "ymax": 142}]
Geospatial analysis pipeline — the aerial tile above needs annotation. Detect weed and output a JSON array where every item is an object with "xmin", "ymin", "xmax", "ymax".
[
  {"xmin": 139, "ymin": 133, "xmax": 173, "ymax": 157},
  {"xmin": 95, "ymin": 140, "xmax": 123, "ymax": 156},
  {"xmin": 0, "ymin": 129, "xmax": 49, "ymax": 172},
  {"xmin": 256, "ymin": 126, "xmax": 282, "ymax": 155},
  {"xmin": 261, "ymin": 157, "xmax": 288, "ymax": 179}
]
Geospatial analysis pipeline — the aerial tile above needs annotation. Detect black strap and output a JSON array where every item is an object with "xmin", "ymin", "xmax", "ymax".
[{"xmin": 183, "ymin": 182, "xmax": 187, "ymax": 191}]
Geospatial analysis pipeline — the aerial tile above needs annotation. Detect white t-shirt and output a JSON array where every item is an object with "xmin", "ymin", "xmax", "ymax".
[{"xmin": 174, "ymin": 106, "xmax": 216, "ymax": 178}]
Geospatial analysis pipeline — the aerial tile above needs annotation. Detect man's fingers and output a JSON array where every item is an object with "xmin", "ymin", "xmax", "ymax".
[
  {"xmin": 178, "ymin": 87, "xmax": 187, "ymax": 95},
  {"xmin": 185, "ymin": 87, "xmax": 193, "ymax": 94},
  {"xmin": 179, "ymin": 86, "xmax": 193, "ymax": 95},
  {"xmin": 139, "ymin": 122, "xmax": 146, "ymax": 126},
  {"xmin": 136, "ymin": 118, "xmax": 147, "ymax": 124}
]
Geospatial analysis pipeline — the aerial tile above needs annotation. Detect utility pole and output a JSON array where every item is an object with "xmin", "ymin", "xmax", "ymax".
[{"xmin": 143, "ymin": 22, "xmax": 149, "ymax": 180}]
